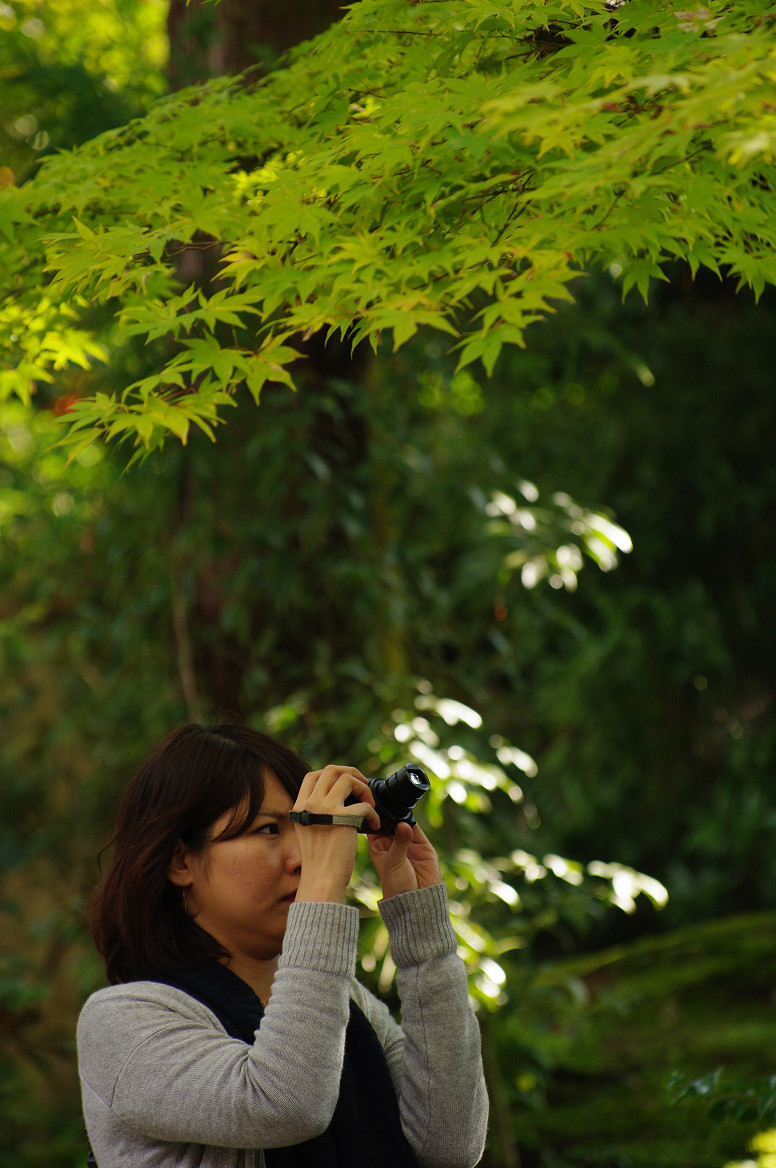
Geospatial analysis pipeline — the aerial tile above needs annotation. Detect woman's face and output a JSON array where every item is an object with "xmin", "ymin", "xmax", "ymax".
[{"xmin": 174, "ymin": 772, "xmax": 302, "ymax": 964}]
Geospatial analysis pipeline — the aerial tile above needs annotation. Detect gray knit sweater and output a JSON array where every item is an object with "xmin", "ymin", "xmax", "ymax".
[{"xmin": 78, "ymin": 883, "xmax": 488, "ymax": 1168}]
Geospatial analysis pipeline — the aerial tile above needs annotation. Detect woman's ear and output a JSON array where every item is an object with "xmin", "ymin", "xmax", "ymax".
[{"xmin": 168, "ymin": 840, "xmax": 194, "ymax": 888}]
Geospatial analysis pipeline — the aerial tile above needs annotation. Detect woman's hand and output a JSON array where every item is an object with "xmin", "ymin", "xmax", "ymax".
[
  {"xmin": 368, "ymin": 821, "xmax": 443, "ymax": 900},
  {"xmin": 292, "ymin": 766, "xmax": 380, "ymax": 904}
]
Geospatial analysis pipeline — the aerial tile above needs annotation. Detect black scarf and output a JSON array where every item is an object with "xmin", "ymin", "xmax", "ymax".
[{"xmin": 154, "ymin": 963, "xmax": 418, "ymax": 1168}]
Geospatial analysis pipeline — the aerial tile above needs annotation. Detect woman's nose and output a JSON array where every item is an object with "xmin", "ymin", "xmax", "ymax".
[{"xmin": 285, "ymin": 834, "xmax": 302, "ymax": 873}]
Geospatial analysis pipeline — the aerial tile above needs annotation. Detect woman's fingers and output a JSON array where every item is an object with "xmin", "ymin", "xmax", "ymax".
[
  {"xmin": 368, "ymin": 820, "xmax": 443, "ymax": 898},
  {"xmin": 369, "ymin": 821, "xmax": 411, "ymax": 855},
  {"xmin": 342, "ymin": 800, "xmax": 381, "ymax": 831},
  {"xmin": 293, "ymin": 766, "xmax": 378, "ymax": 829},
  {"xmin": 298, "ymin": 766, "xmax": 372, "ymax": 799},
  {"xmin": 327, "ymin": 770, "xmax": 374, "ymax": 806},
  {"xmin": 296, "ymin": 766, "xmax": 374, "ymax": 806},
  {"xmin": 294, "ymin": 769, "xmax": 323, "ymax": 807},
  {"xmin": 292, "ymin": 766, "xmax": 380, "ymax": 903}
]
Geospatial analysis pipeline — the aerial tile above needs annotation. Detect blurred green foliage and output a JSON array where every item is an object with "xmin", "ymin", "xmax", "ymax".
[
  {"xmin": 0, "ymin": 0, "xmax": 166, "ymax": 183},
  {"xmin": 2, "ymin": 272, "xmax": 775, "ymax": 1166},
  {"xmin": 506, "ymin": 912, "xmax": 776, "ymax": 1168},
  {"xmin": 472, "ymin": 273, "xmax": 776, "ymax": 933},
  {"xmin": 727, "ymin": 1129, "xmax": 776, "ymax": 1168},
  {"xmin": 1, "ymin": 3, "xmax": 775, "ymax": 1168}
]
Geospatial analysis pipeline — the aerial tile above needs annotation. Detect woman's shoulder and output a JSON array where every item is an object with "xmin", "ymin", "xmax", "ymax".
[
  {"xmin": 78, "ymin": 980, "xmax": 225, "ymax": 1041},
  {"xmin": 77, "ymin": 980, "xmax": 232, "ymax": 1098}
]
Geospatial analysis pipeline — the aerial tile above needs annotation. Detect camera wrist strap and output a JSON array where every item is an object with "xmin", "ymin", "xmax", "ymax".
[{"xmin": 289, "ymin": 810, "xmax": 370, "ymax": 832}]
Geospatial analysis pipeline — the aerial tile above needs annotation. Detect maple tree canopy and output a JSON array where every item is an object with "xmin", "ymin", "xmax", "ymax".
[{"xmin": 1, "ymin": 0, "xmax": 774, "ymax": 456}]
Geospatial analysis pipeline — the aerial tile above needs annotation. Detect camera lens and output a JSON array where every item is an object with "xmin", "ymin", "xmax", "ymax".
[
  {"xmin": 405, "ymin": 767, "xmax": 428, "ymax": 789},
  {"xmin": 371, "ymin": 764, "xmax": 430, "ymax": 825}
]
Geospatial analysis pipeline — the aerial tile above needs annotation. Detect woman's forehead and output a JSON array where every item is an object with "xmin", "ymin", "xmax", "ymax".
[
  {"xmin": 258, "ymin": 770, "xmax": 294, "ymax": 811},
  {"xmin": 212, "ymin": 770, "xmax": 292, "ymax": 836}
]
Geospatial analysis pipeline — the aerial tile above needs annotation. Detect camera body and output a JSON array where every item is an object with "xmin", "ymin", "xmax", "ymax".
[{"xmin": 363, "ymin": 763, "xmax": 430, "ymax": 834}]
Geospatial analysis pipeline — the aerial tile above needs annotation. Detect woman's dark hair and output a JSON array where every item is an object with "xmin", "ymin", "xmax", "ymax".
[{"xmin": 90, "ymin": 723, "xmax": 309, "ymax": 985}]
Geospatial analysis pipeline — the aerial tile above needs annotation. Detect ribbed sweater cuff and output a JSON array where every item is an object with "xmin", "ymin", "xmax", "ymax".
[
  {"xmin": 378, "ymin": 882, "xmax": 457, "ymax": 967},
  {"xmin": 279, "ymin": 901, "xmax": 360, "ymax": 978}
]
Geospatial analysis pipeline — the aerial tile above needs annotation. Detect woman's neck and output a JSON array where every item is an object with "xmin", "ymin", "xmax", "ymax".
[{"xmin": 225, "ymin": 953, "xmax": 279, "ymax": 1005}]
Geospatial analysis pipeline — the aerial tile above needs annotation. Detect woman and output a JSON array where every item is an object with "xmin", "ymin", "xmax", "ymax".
[{"xmin": 78, "ymin": 723, "xmax": 488, "ymax": 1167}]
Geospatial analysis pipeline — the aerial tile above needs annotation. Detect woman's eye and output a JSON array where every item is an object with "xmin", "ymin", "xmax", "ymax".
[{"xmin": 254, "ymin": 823, "xmax": 280, "ymax": 836}]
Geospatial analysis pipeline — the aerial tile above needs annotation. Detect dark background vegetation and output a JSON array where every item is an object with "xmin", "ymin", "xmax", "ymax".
[{"xmin": 1, "ymin": 2, "xmax": 774, "ymax": 1166}]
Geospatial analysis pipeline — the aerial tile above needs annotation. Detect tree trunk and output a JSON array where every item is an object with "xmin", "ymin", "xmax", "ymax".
[
  {"xmin": 163, "ymin": 0, "xmax": 382, "ymax": 722},
  {"xmin": 167, "ymin": 0, "xmax": 346, "ymax": 88}
]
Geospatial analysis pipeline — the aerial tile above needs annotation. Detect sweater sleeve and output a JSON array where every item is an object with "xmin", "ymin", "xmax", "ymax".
[
  {"xmin": 77, "ymin": 901, "xmax": 359, "ymax": 1149},
  {"xmin": 376, "ymin": 883, "xmax": 489, "ymax": 1168}
]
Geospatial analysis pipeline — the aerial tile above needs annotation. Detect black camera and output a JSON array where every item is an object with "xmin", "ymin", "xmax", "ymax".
[{"xmin": 356, "ymin": 764, "xmax": 431, "ymax": 834}]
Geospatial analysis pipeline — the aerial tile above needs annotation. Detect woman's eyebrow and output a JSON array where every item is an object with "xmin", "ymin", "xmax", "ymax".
[{"xmin": 255, "ymin": 810, "xmax": 289, "ymax": 820}]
